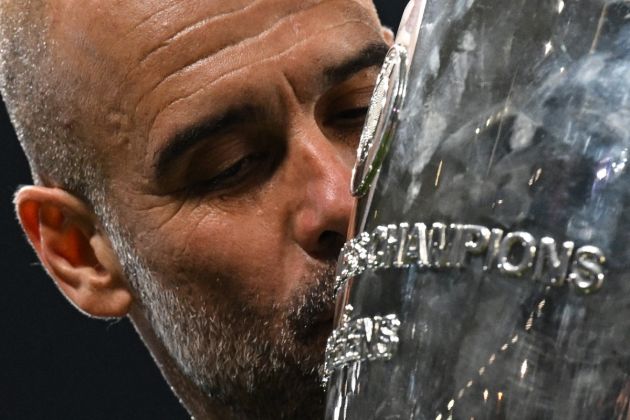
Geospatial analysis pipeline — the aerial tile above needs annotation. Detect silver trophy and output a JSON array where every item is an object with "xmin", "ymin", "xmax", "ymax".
[{"xmin": 324, "ymin": 0, "xmax": 630, "ymax": 418}]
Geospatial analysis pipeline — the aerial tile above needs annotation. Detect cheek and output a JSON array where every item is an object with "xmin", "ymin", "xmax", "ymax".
[{"xmin": 131, "ymin": 202, "xmax": 297, "ymax": 307}]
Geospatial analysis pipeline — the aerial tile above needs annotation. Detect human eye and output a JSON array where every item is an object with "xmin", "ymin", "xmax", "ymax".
[
  {"xmin": 190, "ymin": 151, "xmax": 268, "ymax": 195},
  {"xmin": 319, "ymin": 65, "xmax": 377, "ymax": 133},
  {"xmin": 320, "ymin": 85, "xmax": 375, "ymax": 148},
  {"xmin": 330, "ymin": 105, "xmax": 370, "ymax": 126}
]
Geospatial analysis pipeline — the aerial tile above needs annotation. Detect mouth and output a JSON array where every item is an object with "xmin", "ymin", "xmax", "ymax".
[
  {"xmin": 293, "ymin": 304, "xmax": 336, "ymax": 345},
  {"xmin": 313, "ymin": 313, "xmax": 335, "ymax": 339},
  {"xmin": 289, "ymin": 261, "xmax": 338, "ymax": 344}
]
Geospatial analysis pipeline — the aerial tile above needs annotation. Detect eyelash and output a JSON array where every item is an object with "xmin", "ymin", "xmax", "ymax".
[
  {"xmin": 193, "ymin": 152, "xmax": 266, "ymax": 194},
  {"xmin": 183, "ymin": 105, "xmax": 368, "ymax": 197},
  {"xmin": 335, "ymin": 106, "xmax": 369, "ymax": 121}
]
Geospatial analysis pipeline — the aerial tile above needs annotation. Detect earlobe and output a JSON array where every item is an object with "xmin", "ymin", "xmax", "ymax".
[{"xmin": 14, "ymin": 186, "xmax": 133, "ymax": 318}]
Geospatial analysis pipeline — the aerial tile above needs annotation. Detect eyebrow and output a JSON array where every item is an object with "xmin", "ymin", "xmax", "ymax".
[
  {"xmin": 153, "ymin": 42, "xmax": 390, "ymax": 180},
  {"xmin": 324, "ymin": 42, "xmax": 390, "ymax": 87},
  {"xmin": 154, "ymin": 105, "xmax": 256, "ymax": 179}
]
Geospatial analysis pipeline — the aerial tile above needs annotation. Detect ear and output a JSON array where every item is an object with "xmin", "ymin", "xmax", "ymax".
[
  {"xmin": 14, "ymin": 186, "xmax": 132, "ymax": 318},
  {"xmin": 382, "ymin": 27, "xmax": 395, "ymax": 46}
]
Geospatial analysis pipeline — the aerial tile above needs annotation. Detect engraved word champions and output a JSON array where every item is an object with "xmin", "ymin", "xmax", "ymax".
[{"xmin": 336, "ymin": 222, "xmax": 607, "ymax": 295}]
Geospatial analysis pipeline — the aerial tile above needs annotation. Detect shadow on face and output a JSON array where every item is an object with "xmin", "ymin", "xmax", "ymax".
[{"xmin": 19, "ymin": 0, "xmax": 392, "ymax": 418}]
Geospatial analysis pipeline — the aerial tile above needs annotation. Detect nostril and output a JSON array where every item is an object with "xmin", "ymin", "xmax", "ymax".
[{"xmin": 317, "ymin": 230, "xmax": 347, "ymax": 261}]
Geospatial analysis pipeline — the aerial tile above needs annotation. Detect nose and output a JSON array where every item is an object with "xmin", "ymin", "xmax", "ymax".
[{"xmin": 288, "ymin": 122, "xmax": 354, "ymax": 260}]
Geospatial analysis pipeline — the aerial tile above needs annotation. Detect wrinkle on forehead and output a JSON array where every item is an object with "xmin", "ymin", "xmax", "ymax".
[
  {"xmin": 136, "ymin": 0, "xmax": 378, "ymax": 122},
  {"xmin": 136, "ymin": 0, "xmax": 261, "ymax": 65},
  {"xmin": 119, "ymin": 0, "xmax": 254, "ymax": 64},
  {"xmin": 123, "ymin": 0, "xmax": 189, "ymax": 36},
  {"xmin": 128, "ymin": 0, "xmax": 323, "ymax": 106},
  {"xmin": 45, "ymin": 0, "xmax": 379, "ymax": 154},
  {"xmin": 44, "ymin": 0, "xmax": 249, "ymax": 139},
  {"xmin": 50, "ymin": 1, "xmax": 250, "ymax": 81},
  {"xmin": 148, "ymin": 19, "xmax": 379, "ymax": 137}
]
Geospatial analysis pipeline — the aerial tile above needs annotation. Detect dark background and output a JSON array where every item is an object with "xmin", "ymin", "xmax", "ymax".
[{"xmin": 0, "ymin": 2, "xmax": 408, "ymax": 419}]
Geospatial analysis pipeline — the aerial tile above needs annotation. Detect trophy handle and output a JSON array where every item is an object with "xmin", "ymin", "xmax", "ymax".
[{"xmin": 396, "ymin": 0, "xmax": 426, "ymax": 64}]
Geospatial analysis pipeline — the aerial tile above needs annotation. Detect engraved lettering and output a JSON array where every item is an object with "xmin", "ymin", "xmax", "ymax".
[
  {"xmin": 448, "ymin": 224, "xmax": 465, "ymax": 268},
  {"xmin": 368, "ymin": 226, "xmax": 389, "ymax": 269},
  {"xmin": 394, "ymin": 222, "xmax": 410, "ymax": 268},
  {"xmin": 385, "ymin": 224, "xmax": 399, "ymax": 268},
  {"xmin": 429, "ymin": 222, "xmax": 450, "ymax": 268},
  {"xmin": 484, "ymin": 228, "xmax": 505, "ymax": 271},
  {"xmin": 369, "ymin": 315, "xmax": 401, "ymax": 359},
  {"xmin": 334, "ymin": 232, "xmax": 371, "ymax": 294},
  {"xmin": 568, "ymin": 246, "xmax": 606, "ymax": 294},
  {"xmin": 497, "ymin": 232, "xmax": 537, "ymax": 275},
  {"xmin": 453, "ymin": 224, "xmax": 491, "ymax": 268},
  {"xmin": 334, "ymin": 221, "xmax": 607, "ymax": 295},
  {"xmin": 345, "ymin": 321, "xmax": 365, "ymax": 363},
  {"xmin": 323, "ymin": 305, "xmax": 401, "ymax": 383},
  {"xmin": 397, "ymin": 222, "xmax": 430, "ymax": 267},
  {"xmin": 533, "ymin": 237, "xmax": 574, "ymax": 286}
]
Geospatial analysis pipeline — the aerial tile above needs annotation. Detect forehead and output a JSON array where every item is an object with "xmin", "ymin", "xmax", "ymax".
[
  {"xmin": 50, "ymin": 0, "xmax": 381, "ymax": 95},
  {"xmin": 48, "ymin": 0, "xmax": 382, "ymax": 169}
]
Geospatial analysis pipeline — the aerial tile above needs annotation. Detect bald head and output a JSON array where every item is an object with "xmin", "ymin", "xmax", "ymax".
[
  {"xmin": 3, "ymin": 1, "xmax": 390, "ymax": 418},
  {"xmin": 1, "ymin": 0, "xmax": 383, "ymax": 210}
]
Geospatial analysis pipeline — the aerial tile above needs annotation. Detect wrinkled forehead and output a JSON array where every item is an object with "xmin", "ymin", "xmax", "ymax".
[
  {"xmin": 46, "ymin": 0, "xmax": 381, "ymax": 148},
  {"xmin": 48, "ymin": 0, "xmax": 380, "ymax": 84}
]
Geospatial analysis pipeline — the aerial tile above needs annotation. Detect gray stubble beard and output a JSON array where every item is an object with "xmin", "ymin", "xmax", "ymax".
[{"xmin": 112, "ymin": 229, "xmax": 336, "ymax": 419}]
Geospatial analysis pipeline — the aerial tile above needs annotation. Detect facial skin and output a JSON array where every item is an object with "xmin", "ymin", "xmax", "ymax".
[{"xmin": 14, "ymin": 1, "xmax": 391, "ymax": 418}]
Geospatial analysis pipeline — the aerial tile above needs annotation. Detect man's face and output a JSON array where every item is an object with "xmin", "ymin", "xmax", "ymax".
[{"xmin": 49, "ymin": 0, "xmax": 387, "ymax": 417}]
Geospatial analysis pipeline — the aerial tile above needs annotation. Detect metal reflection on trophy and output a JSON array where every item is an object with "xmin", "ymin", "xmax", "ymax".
[{"xmin": 325, "ymin": 0, "xmax": 630, "ymax": 418}]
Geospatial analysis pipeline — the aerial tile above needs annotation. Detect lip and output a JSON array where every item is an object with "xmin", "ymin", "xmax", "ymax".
[
  {"xmin": 316, "ymin": 312, "xmax": 334, "ymax": 329},
  {"xmin": 298, "ymin": 309, "xmax": 335, "ymax": 344},
  {"xmin": 313, "ymin": 316, "xmax": 335, "ymax": 343}
]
